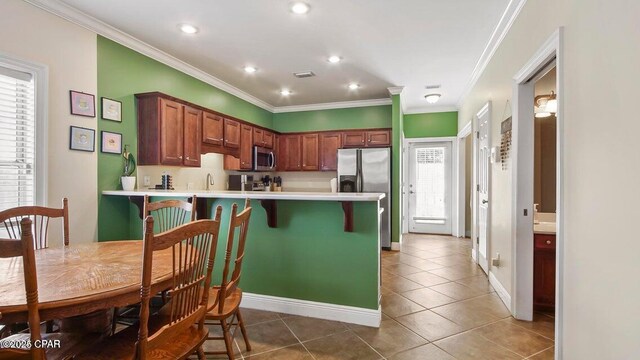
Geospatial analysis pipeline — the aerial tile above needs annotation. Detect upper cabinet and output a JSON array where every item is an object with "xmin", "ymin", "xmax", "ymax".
[
  {"xmin": 202, "ymin": 112, "xmax": 223, "ymax": 146},
  {"xmin": 342, "ymin": 130, "xmax": 391, "ymax": 148},
  {"xmin": 223, "ymin": 118, "xmax": 241, "ymax": 149},
  {"xmin": 301, "ymin": 134, "xmax": 319, "ymax": 171},
  {"xmin": 319, "ymin": 132, "xmax": 341, "ymax": 171},
  {"xmin": 253, "ymin": 128, "xmax": 274, "ymax": 149},
  {"xmin": 280, "ymin": 135, "xmax": 302, "ymax": 171},
  {"xmin": 240, "ymin": 124, "xmax": 253, "ymax": 170},
  {"xmin": 137, "ymin": 94, "xmax": 201, "ymax": 167}
]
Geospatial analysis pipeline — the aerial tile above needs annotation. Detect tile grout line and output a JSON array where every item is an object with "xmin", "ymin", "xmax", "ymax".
[
  {"xmin": 279, "ymin": 317, "xmax": 318, "ymax": 360},
  {"xmin": 524, "ymin": 344, "xmax": 555, "ymax": 359}
]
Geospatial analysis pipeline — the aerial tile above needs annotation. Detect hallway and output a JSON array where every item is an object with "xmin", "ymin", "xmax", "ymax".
[{"xmin": 202, "ymin": 234, "xmax": 555, "ymax": 359}]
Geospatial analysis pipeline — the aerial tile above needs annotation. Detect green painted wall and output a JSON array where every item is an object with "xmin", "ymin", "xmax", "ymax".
[
  {"xmin": 391, "ymin": 95, "xmax": 403, "ymax": 243},
  {"xmin": 403, "ymin": 111, "xmax": 458, "ymax": 138},
  {"xmin": 97, "ymin": 36, "xmax": 273, "ymax": 241},
  {"xmin": 272, "ymin": 105, "xmax": 392, "ymax": 133}
]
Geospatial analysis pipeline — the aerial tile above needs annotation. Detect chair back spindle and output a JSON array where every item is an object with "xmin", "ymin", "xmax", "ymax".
[{"xmin": 143, "ymin": 195, "xmax": 197, "ymax": 233}]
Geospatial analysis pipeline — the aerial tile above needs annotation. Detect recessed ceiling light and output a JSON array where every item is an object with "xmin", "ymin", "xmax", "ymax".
[
  {"xmin": 179, "ymin": 24, "xmax": 199, "ymax": 34},
  {"xmin": 328, "ymin": 55, "xmax": 342, "ymax": 64},
  {"xmin": 424, "ymin": 93, "xmax": 441, "ymax": 104},
  {"xmin": 244, "ymin": 66, "xmax": 257, "ymax": 74},
  {"xmin": 348, "ymin": 83, "xmax": 360, "ymax": 90},
  {"xmin": 290, "ymin": 2, "xmax": 310, "ymax": 14},
  {"xmin": 280, "ymin": 89, "xmax": 292, "ymax": 96}
]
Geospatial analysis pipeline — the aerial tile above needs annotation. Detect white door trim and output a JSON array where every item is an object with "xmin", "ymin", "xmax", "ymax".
[
  {"xmin": 473, "ymin": 102, "xmax": 491, "ymax": 273},
  {"xmin": 511, "ymin": 28, "xmax": 564, "ymax": 359},
  {"xmin": 402, "ymin": 137, "xmax": 458, "ymax": 236},
  {"xmin": 454, "ymin": 122, "xmax": 472, "ymax": 238}
]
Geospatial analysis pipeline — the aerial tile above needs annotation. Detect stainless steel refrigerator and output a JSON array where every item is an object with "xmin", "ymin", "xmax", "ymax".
[{"xmin": 337, "ymin": 148, "xmax": 391, "ymax": 249}]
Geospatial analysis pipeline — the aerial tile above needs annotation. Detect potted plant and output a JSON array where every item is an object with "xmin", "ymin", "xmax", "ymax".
[{"xmin": 121, "ymin": 145, "xmax": 136, "ymax": 191}]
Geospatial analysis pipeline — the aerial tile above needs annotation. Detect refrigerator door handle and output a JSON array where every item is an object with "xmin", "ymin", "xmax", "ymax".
[{"xmin": 356, "ymin": 149, "xmax": 363, "ymax": 192}]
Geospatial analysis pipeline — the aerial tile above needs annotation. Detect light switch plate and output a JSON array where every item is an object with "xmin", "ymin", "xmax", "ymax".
[{"xmin": 143, "ymin": 176, "xmax": 150, "ymax": 186}]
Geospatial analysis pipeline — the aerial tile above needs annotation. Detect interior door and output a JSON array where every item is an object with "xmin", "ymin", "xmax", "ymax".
[
  {"xmin": 477, "ymin": 107, "xmax": 491, "ymax": 273},
  {"xmin": 408, "ymin": 142, "xmax": 452, "ymax": 234}
]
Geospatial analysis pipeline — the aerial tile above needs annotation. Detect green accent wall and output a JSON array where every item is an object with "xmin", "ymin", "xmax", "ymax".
[
  {"xmin": 391, "ymin": 94, "xmax": 403, "ymax": 243},
  {"xmin": 272, "ymin": 105, "xmax": 392, "ymax": 133},
  {"xmin": 97, "ymin": 36, "xmax": 273, "ymax": 241},
  {"xmin": 403, "ymin": 111, "xmax": 458, "ymax": 138}
]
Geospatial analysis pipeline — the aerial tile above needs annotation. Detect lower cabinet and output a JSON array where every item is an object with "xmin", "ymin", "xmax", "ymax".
[{"xmin": 533, "ymin": 234, "xmax": 556, "ymax": 311}]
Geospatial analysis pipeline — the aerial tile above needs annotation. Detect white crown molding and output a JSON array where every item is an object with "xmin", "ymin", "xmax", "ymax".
[
  {"xmin": 273, "ymin": 98, "xmax": 391, "ymax": 113},
  {"xmin": 456, "ymin": 0, "xmax": 528, "ymax": 108},
  {"xmin": 387, "ymin": 86, "xmax": 405, "ymax": 96},
  {"xmin": 404, "ymin": 105, "xmax": 459, "ymax": 115},
  {"xmin": 24, "ymin": 0, "xmax": 276, "ymax": 112}
]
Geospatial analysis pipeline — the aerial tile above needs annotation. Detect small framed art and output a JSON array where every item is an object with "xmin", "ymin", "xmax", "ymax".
[
  {"xmin": 101, "ymin": 97, "xmax": 122, "ymax": 122},
  {"xmin": 69, "ymin": 126, "xmax": 95, "ymax": 152},
  {"xmin": 101, "ymin": 131, "xmax": 122, "ymax": 154},
  {"xmin": 70, "ymin": 90, "xmax": 96, "ymax": 117}
]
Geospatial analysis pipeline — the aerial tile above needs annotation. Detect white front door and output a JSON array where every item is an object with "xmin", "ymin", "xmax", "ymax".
[
  {"xmin": 477, "ymin": 106, "xmax": 491, "ymax": 273},
  {"xmin": 408, "ymin": 142, "xmax": 452, "ymax": 234}
]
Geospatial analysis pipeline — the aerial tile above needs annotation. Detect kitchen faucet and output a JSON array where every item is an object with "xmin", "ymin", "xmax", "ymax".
[{"xmin": 206, "ymin": 173, "xmax": 214, "ymax": 190}]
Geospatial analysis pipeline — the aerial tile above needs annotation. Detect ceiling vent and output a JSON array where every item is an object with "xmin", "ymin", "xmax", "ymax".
[
  {"xmin": 425, "ymin": 84, "xmax": 441, "ymax": 89},
  {"xmin": 293, "ymin": 71, "xmax": 316, "ymax": 78}
]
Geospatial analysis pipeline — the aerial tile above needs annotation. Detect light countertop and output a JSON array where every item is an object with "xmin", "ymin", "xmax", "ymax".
[
  {"xmin": 102, "ymin": 189, "xmax": 385, "ymax": 202},
  {"xmin": 534, "ymin": 222, "xmax": 556, "ymax": 235}
]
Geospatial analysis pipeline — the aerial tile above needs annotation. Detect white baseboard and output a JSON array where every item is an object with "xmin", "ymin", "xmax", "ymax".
[
  {"xmin": 391, "ymin": 242, "xmax": 401, "ymax": 251},
  {"xmin": 489, "ymin": 271, "xmax": 512, "ymax": 312},
  {"xmin": 471, "ymin": 250, "xmax": 477, "ymax": 262},
  {"xmin": 241, "ymin": 292, "xmax": 381, "ymax": 327},
  {"xmin": 465, "ymin": 230, "xmax": 471, "ymax": 237}
]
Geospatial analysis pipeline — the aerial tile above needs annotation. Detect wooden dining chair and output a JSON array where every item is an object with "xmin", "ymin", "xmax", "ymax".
[
  {"xmin": 204, "ymin": 199, "xmax": 252, "ymax": 360},
  {"xmin": 0, "ymin": 198, "xmax": 69, "ymax": 249},
  {"xmin": 76, "ymin": 207, "xmax": 223, "ymax": 360},
  {"xmin": 113, "ymin": 194, "xmax": 199, "ymax": 333},
  {"xmin": 143, "ymin": 195, "xmax": 197, "ymax": 233},
  {"xmin": 0, "ymin": 218, "xmax": 99, "ymax": 360}
]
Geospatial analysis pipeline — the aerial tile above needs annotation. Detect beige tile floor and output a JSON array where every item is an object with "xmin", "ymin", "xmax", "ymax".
[{"xmin": 198, "ymin": 234, "xmax": 555, "ymax": 359}]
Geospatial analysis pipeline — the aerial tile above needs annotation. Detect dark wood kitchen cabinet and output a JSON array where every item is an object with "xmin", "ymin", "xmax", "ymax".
[
  {"xmin": 301, "ymin": 134, "xmax": 319, "ymax": 171},
  {"xmin": 342, "ymin": 131, "xmax": 367, "ymax": 148},
  {"xmin": 202, "ymin": 112, "xmax": 223, "ymax": 146},
  {"xmin": 253, "ymin": 128, "xmax": 274, "ymax": 149},
  {"xmin": 281, "ymin": 135, "xmax": 302, "ymax": 171},
  {"xmin": 182, "ymin": 105, "xmax": 202, "ymax": 167},
  {"xmin": 137, "ymin": 94, "xmax": 203, "ymax": 167},
  {"xmin": 342, "ymin": 130, "xmax": 391, "ymax": 148},
  {"xmin": 223, "ymin": 118, "xmax": 241, "ymax": 149},
  {"xmin": 366, "ymin": 130, "xmax": 391, "ymax": 147},
  {"xmin": 534, "ymin": 233, "xmax": 556, "ymax": 312},
  {"xmin": 319, "ymin": 132, "xmax": 341, "ymax": 171},
  {"xmin": 239, "ymin": 124, "xmax": 253, "ymax": 170}
]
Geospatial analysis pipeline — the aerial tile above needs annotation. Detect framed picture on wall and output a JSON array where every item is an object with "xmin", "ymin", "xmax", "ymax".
[
  {"xmin": 69, "ymin": 126, "xmax": 95, "ymax": 152},
  {"xmin": 101, "ymin": 97, "xmax": 122, "ymax": 122},
  {"xmin": 101, "ymin": 131, "xmax": 122, "ymax": 154},
  {"xmin": 69, "ymin": 90, "xmax": 96, "ymax": 117}
]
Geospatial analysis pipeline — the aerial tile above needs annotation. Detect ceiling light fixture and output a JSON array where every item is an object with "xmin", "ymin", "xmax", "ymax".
[
  {"xmin": 244, "ymin": 66, "xmax": 257, "ymax": 74},
  {"xmin": 424, "ymin": 93, "xmax": 441, "ymax": 104},
  {"xmin": 280, "ymin": 89, "xmax": 292, "ymax": 96},
  {"xmin": 290, "ymin": 2, "xmax": 310, "ymax": 14},
  {"xmin": 348, "ymin": 83, "xmax": 360, "ymax": 90},
  {"xmin": 328, "ymin": 55, "xmax": 342, "ymax": 64},
  {"xmin": 534, "ymin": 91, "xmax": 557, "ymax": 118},
  {"xmin": 179, "ymin": 24, "xmax": 199, "ymax": 34}
]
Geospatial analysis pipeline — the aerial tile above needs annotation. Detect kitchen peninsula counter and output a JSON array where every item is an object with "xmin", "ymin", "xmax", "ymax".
[{"xmin": 101, "ymin": 189, "xmax": 384, "ymax": 327}]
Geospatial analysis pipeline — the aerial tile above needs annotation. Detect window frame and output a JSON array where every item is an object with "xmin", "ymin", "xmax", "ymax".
[{"xmin": 0, "ymin": 52, "xmax": 48, "ymax": 207}]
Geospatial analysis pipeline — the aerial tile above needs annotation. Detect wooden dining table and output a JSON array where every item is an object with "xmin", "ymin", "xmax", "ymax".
[{"xmin": 0, "ymin": 240, "xmax": 174, "ymax": 327}]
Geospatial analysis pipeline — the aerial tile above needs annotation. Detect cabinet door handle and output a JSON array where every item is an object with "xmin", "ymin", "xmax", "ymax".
[
  {"xmin": 186, "ymin": 156, "xmax": 190, "ymax": 160},
  {"xmin": 179, "ymin": 156, "xmax": 183, "ymax": 159},
  {"xmin": 546, "ymin": 240, "xmax": 551, "ymax": 245}
]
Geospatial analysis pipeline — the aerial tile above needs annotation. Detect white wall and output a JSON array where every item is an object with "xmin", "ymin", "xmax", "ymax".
[
  {"xmin": 458, "ymin": 0, "xmax": 640, "ymax": 358},
  {"xmin": 0, "ymin": 0, "xmax": 97, "ymax": 245}
]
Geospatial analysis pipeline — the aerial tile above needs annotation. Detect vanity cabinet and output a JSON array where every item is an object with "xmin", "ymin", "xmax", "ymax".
[
  {"xmin": 137, "ymin": 94, "xmax": 201, "ymax": 167},
  {"xmin": 534, "ymin": 233, "xmax": 556, "ymax": 311}
]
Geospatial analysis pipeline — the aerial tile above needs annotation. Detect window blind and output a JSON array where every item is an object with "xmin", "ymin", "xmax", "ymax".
[{"xmin": 0, "ymin": 66, "xmax": 35, "ymax": 211}]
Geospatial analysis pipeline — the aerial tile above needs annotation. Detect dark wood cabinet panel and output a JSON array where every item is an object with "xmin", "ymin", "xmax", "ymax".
[
  {"xmin": 301, "ymin": 134, "xmax": 319, "ymax": 171},
  {"xmin": 263, "ymin": 130, "xmax": 274, "ymax": 149},
  {"xmin": 366, "ymin": 130, "xmax": 391, "ymax": 147},
  {"xmin": 534, "ymin": 234, "xmax": 556, "ymax": 311},
  {"xmin": 320, "ymin": 133, "xmax": 341, "ymax": 171},
  {"xmin": 224, "ymin": 118, "xmax": 241, "ymax": 149},
  {"xmin": 253, "ymin": 128, "xmax": 264, "ymax": 146},
  {"xmin": 276, "ymin": 135, "xmax": 285, "ymax": 172},
  {"xmin": 183, "ymin": 106, "xmax": 202, "ymax": 167},
  {"xmin": 240, "ymin": 124, "xmax": 253, "ymax": 170},
  {"xmin": 159, "ymin": 98, "xmax": 184, "ymax": 166},
  {"xmin": 284, "ymin": 135, "xmax": 302, "ymax": 171},
  {"xmin": 342, "ymin": 131, "xmax": 367, "ymax": 148},
  {"xmin": 202, "ymin": 112, "xmax": 223, "ymax": 146}
]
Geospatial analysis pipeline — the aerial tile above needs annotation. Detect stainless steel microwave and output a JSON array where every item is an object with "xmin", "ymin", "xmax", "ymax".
[{"xmin": 254, "ymin": 146, "xmax": 276, "ymax": 171}]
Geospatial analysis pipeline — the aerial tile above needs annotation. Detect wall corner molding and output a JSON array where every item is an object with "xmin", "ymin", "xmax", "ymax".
[{"xmin": 456, "ymin": 0, "xmax": 528, "ymax": 108}]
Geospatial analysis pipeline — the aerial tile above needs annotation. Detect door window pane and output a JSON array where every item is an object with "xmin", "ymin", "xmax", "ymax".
[{"xmin": 414, "ymin": 147, "xmax": 446, "ymax": 223}]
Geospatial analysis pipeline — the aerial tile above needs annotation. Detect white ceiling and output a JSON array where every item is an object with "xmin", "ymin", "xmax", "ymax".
[{"xmin": 56, "ymin": 0, "xmax": 511, "ymax": 112}]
